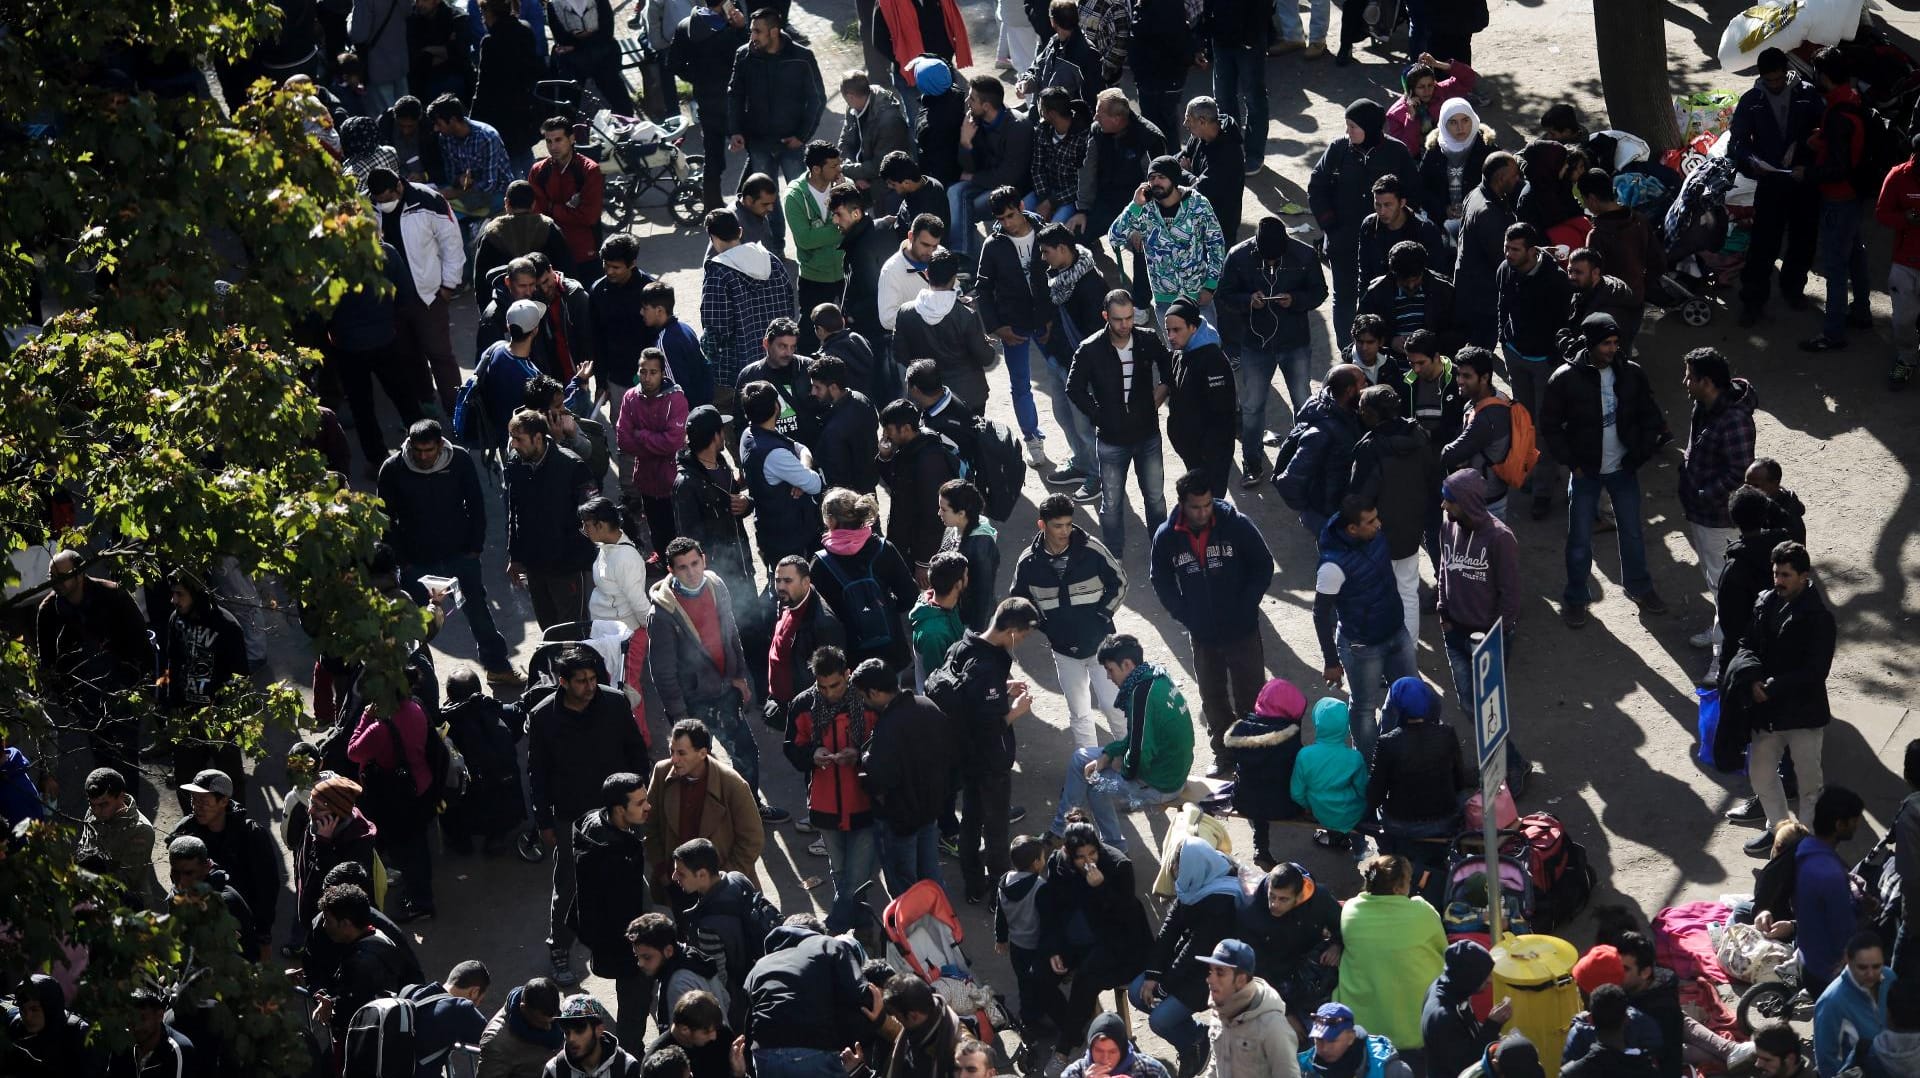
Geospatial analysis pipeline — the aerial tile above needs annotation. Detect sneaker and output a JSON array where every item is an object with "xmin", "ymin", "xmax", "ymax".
[
  {"xmin": 1630, "ymin": 590, "xmax": 1670, "ymax": 616},
  {"xmin": 1267, "ymin": 38, "xmax": 1305, "ymax": 55},
  {"xmin": 1303, "ymin": 41, "xmax": 1328, "ymax": 59},
  {"xmin": 1891, "ymin": 359, "xmax": 1915, "ymax": 390},
  {"xmin": 1024, "ymin": 437, "xmax": 1051, "ymax": 468},
  {"xmin": 758, "ymin": 803, "xmax": 792, "ymax": 825},
  {"xmin": 1799, "ymin": 334, "xmax": 1847, "ymax": 352},
  {"xmin": 1529, "ymin": 494, "xmax": 1552, "ymax": 520},
  {"xmin": 485, "ymin": 666, "xmax": 527, "ymax": 687},
  {"xmin": 1239, "ymin": 467, "xmax": 1268, "ymax": 489},
  {"xmin": 1724, "ymin": 796, "xmax": 1765, "ymax": 824},
  {"xmin": 1743, "ymin": 832, "xmax": 1774, "ymax": 859},
  {"xmin": 807, "ymin": 837, "xmax": 828, "ymax": 857},
  {"xmin": 1009, "ymin": 805, "xmax": 1028, "ymax": 824},
  {"xmin": 1046, "ymin": 464, "xmax": 1088, "ymax": 486},
  {"xmin": 1688, "ymin": 628, "xmax": 1715, "ymax": 649},
  {"xmin": 939, "ymin": 834, "xmax": 962, "ymax": 859},
  {"xmin": 793, "ymin": 818, "xmax": 817, "ymax": 834},
  {"xmin": 1070, "ymin": 481, "xmax": 1101, "ymax": 503},
  {"xmin": 1206, "ymin": 760, "xmax": 1236, "ymax": 780},
  {"xmin": 394, "ymin": 901, "xmax": 436, "ymax": 924},
  {"xmin": 550, "ymin": 945, "xmax": 579, "ymax": 986},
  {"xmin": 1252, "ymin": 850, "xmax": 1279, "ymax": 871},
  {"xmin": 1561, "ymin": 602, "xmax": 1589, "ymax": 629}
]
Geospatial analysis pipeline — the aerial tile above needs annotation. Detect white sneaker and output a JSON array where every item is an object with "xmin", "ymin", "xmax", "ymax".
[
  {"xmin": 1024, "ymin": 437, "xmax": 1050, "ymax": 468},
  {"xmin": 807, "ymin": 838, "xmax": 828, "ymax": 857},
  {"xmin": 1688, "ymin": 628, "xmax": 1715, "ymax": 649}
]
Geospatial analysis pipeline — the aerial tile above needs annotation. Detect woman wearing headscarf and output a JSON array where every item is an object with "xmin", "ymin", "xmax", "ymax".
[
  {"xmin": 1419, "ymin": 98, "xmax": 1499, "ymax": 238},
  {"xmin": 1059, "ymin": 1013, "xmax": 1174, "ymax": 1078},
  {"xmin": 1386, "ymin": 55, "xmax": 1480, "ymax": 156},
  {"xmin": 1365, "ymin": 677, "xmax": 1471, "ymax": 855},
  {"xmin": 1129, "ymin": 838, "xmax": 1246, "ymax": 1075},
  {"xmin": 1225, "ymin": 678, "xmax": 1309, "ymax": 870},
  {"xmin": 293, "ymin": 775, "xmax": 380, "ymax": 945},
  {"xmin": 1334, "ymin": 854, "xmax": 1447, "ymax": 1051},
  {"xmin": 1307, "ymin": 99, "xmax": 1421, "ymax": 348},
  {"xmin": 1038, "ymin": 818, "xmax": 1153, "ymax": 1069}
]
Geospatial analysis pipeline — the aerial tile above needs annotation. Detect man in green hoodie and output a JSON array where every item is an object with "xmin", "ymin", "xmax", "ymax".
[
  {"xmin": 784, "ymin": 141, "xmax": 846, "ymax": 342},
  {"xmin": 910, "ymin": 552, "xmax": 969, "ymax": 688},
  {"xmin": 1048, "ymin": 634, "xmax": 1194, "ymax": 849}
]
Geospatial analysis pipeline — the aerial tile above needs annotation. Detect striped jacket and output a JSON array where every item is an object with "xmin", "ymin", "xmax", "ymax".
[{"xmin": 1008, "ymin": 524, "xmax": 1126, "ymax": 659}]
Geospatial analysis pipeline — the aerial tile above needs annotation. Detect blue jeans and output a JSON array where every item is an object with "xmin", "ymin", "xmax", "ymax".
[
  {"xmin": 893, "ymin": 70, "xmax": 923, "ymax": 130},
  {"xmin": 1818, "ymin": 197, "xmax": 1870, "ymax": 340},
  {"xmin": 879, "ymin": 822, "xmax": 943, "ymax": 896},
  {"xmin": 1041, "ymin": 349, "xmax": 1098, "ymax": 479},
  {"xmin": 745, "ymin": 138, "xmax": 805, "ymax": 239},
  {"xmin": 754, "ymin": 1047, "xmax": 846, "ymax": 1078},
  {"xmin": 1095, "ymin": 435, "xmax": 1167, "ymax": 556},
  {"xmin": 1565, "ymin": 469, "xmax": 1651, "ymax": 605},
  {"xmin": 1003, "ymin": 333, "xmax": 1042, "ymax": 439},
  {"xmin": 1235, "ymin": 343, "xmax": 1312, "ymax": 471},
  {"xmin": 1050, "ymin": 745, "xmax": 1181, "ymax": 847},
  {"xmin": 1339, "ymin": 627, "xmax": 1418, "ymax": 762},
  {"xmin": 1274, "ymin": 0, "xmax": 1330, "ymax": 41},
  {"xmin": 404, "ymin": 555, "xmax": 511, "ymax": 670},
  {"xmin": 691, "ymin": 691, "xmax": 759, "ymax": 794},
  {"xmin": 1127, "ymin": 974, "xmax": 1204, "ymax": 1062},
  {"xmin": 948, "ymin": 180, "xmax": 992, "ymax": 256},
  {"xmin": 1022, "ymin": 192, "xmax": 1078, "ymax": 223},
  {"xmin": 1211, "ymin": 43, "xmax": 1270, "ymax": 161},
  {"xmin": 819, "ymin": 825, "xmax": 879, "ymax": 932},
  {"xmin": 1441, "ymin": 626, "xmax": 1528, "ymax": 774}
]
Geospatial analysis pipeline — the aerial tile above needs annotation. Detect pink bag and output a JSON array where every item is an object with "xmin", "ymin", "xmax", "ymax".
[{"xmin": 1465, "ymin": 783, "xmax": 1519, "ymax": 831}]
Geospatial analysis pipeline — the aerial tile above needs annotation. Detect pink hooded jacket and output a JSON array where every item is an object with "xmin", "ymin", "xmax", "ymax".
[{"xmin": 616, "ymin": 380, "xmax": 690, "ymax": 498}]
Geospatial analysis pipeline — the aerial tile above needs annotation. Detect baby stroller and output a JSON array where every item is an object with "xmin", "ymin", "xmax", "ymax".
[
  {"xmin": 1655, "ymin": 153, "xmax": 1746, "ymax": 327},
  {"xmin": 1440, "ymin": 833, "xmax": 1538, "ymax": 938},
  {"xmin": 533, "ymin": 79, "xmax": 706, "ymax": 224},
  {"xmin": 882, "ymin": 881, "xmax": 1023, "ymax": 1067}
]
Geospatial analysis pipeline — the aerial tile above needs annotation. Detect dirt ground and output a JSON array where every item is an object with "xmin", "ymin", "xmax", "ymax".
[{"xmin": 75, "ymin": 0, "xmax": 1920, "ymax": 1066}]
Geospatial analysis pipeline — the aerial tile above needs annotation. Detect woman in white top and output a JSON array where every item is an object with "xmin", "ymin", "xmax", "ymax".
[{"xmin": 580, "ymin": 497, "xmax": 653, "ymax": 734}]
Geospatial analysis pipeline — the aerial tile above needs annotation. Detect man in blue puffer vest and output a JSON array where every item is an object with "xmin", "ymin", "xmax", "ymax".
[
  {"xmin": 1313, "ymin": 494, "xmax": 1416, "ymax": 762},
  {"xmin": 1149, "ymin": 469, "xmax": 1274, "ymax": 777}
]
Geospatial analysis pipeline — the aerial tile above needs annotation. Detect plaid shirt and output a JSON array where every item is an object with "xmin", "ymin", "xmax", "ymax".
[
  {"xmin": 1678, "ymin": 380, "xmax": 1757, "ymax": 529},
  {"xmin": 1030, "ymin": 121, "xmax": 1090, "ymax": 207},
  {"xmin": 699, "ymin": 246, "xmax": 795, "ymax": 387},
  {"xmin": 437, "ymin": 120, "xmax": 513, "ymax": 196}
]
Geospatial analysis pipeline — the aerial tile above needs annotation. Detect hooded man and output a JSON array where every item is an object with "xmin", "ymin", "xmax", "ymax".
[
  {"xmin": 1538, "ymin": 312, "xmax": 1670, "ymax": 629},
  {"xmin": 1307, "ymin": 99, "xmax": 1420, "ymax": 349},
  {"xmin": 1161, "ymin": 302, "xmax": 1237, "ymax": 496},
  {"xmin": 1421, "ymin": 941, "xmax": 1513, "ymax": 1078},
  {"xmin": 1107, "ymin": 156, "xmax": 1227, "ymax": 324},
  {"xmin": 894, "ymin": 248, "xmax": 997, "ymax": 409},
  {"xmin": 1060, "ymin": 1013, "xmax": 1173, "ymax": 1078},
  {"xmin": 1216, "ymin": 216, "xmax": 1327, "ymax": 484},
  {"xmin": 699, "ymin": 209, "xmax": 797, "ymax": 402},
  {"xmin": 745, "ymin": 921, "xmax": 884, "ymax": 1074},
  {"xmin": 5, "ymin": 974, "xmax": 91, "ymax": 1078},
  {"xmin": 1436, "ymin": 468, "xmax": 1519, "ymax": 717}
]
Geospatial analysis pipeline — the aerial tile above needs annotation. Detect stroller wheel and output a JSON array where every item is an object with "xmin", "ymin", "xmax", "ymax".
[
  {"xmin": 516, "ymin": 829, "xmax": 548, "ymax": 863},
  {"xmin": 1735, "ymin": 980, "xmax": 1799, "ymax": 1033},
  {"xmin": 673, "ymin": 156, "xmax": 707, "ymax": 225},
  {"xmin": 1681, "ymin": 297, "xmax": 1714, "ymax": 327}
]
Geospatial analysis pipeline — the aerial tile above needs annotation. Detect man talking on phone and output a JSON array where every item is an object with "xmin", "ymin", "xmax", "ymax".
[{"xmin": 1215, "ymin": 215, "xmax": 1328, "ymax": 488}]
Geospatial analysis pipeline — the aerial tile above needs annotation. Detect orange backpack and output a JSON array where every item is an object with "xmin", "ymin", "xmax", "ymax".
[{"xmin": 1477, "ymin": 394, "xmax": 1541, "ymax": 489}]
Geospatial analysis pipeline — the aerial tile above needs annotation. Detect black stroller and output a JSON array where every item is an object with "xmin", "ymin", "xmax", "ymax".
[{"xmin": 532, "ymin": 79, "xmax": 706, "ymax": 225}]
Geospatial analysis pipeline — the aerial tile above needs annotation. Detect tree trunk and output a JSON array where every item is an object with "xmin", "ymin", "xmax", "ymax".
[{"xmin": 1594, "ymin": 0, "xmax": 1683, "ymax": 152}]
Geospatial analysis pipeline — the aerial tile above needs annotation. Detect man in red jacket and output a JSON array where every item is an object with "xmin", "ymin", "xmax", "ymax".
[
  {"xmin": 1875, "ymin": 133, "xmax": 1920, "ymax": 389},
  {"xmin": 1797, "ymin": 47, "xmax": 1874, "ymax": 354},
  {"xmin": 529, "ymin": 118, "xmax": 606, "ymax": 281},
  {"xmin": 780, "ymin": 646, "xmax": 877, "ymax": 933}
]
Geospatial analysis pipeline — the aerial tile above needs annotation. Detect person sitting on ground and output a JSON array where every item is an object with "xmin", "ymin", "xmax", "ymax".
[
  {"xmin": 1225, "ymin": 679, "xmax": 1310, "ymax": 870},
  {"xmin": 1288, "ymin": 698, "xmax": 1369, "ymax": 850},
  {"xmin": 1333, "ymin": 855, "xmax": 1446, "ymax": 1053},
  {"xmin": 1128, "ymin": 838, "xmax": 1245, "ymax": 1077},
  {"xmin": 1297, "ymin": 1002, "xmax": 1416, "ymax": 1078},
  {"xmin": 1365, "ymin": 677, "xmax": 1471, "ymax": 854},
  {"xmin": 1238, "ymin": 862, "xmax": 1343, "ymax": 1030},
  {"xmin": 1038, "ymin": 820, "xmax": 1153, "ymax": 1068},
  {"xmin": 1059, "ymin": 1013, "xmax": 1173, "ymax": 1078}
]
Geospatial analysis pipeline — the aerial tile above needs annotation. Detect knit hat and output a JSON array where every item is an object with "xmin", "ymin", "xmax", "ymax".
[
  {"xmin": 1572, "ymin": 944, "xmax": 1627, "ymax": 994},
  {"xmin": 1386, "ymin": 676, "xmax": 1439, "ymax": 720},
  {"xmin": 1147, "ymin": 155, "xmax": 1190, "ymax": 185},
  {"xmin": 312, "ymin": 776, "xmax": 363, "ymax": 817},
  {"xmin": 1165, "ymin": 299, "xmax": 1202, "ymax": 327},
  {"xmin": 1344, "ymin": 99, "xmax": 1387, "ymax": 143},
  {"xmin": 1254, "ymin": 216, "xmax": 1289, "ymax": 260},
  {"xmin": 1580, "ymin": 311, "xmax": 1622, "ymax": 347},
  {"xmin": 1254, "ymin": 678, "xmax": 1307, "ymax": 721},
  {"xmin": 906, "ymin": 56, "xmax": 952, "ymax": 96},
  {"xmin": 1490, "ymin": 1034, "xmax": 1547, "ymax": 1078}
]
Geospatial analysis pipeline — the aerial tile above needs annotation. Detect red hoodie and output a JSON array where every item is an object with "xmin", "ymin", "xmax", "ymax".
[
  {"xmin": 1876, "ymin": 159, "xmax": 1920, "ymax": 269},
  {"xmin": 1807, "ymin": 84, "xmax": 1867, "ymax": 201}
]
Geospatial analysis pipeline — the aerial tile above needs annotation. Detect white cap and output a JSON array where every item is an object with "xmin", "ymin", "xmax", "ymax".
[{"xmin": 505, "ymin": 298, "xmax": 548, "ymax": 334}]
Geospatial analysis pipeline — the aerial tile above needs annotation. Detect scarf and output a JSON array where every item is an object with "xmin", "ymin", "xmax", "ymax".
[
  {"xmin": 1172, "ymin": 838, "xmax": 1243, "ymax": 905},
  {"xmin": 823, "ymin": 526, "xmax": 873, "ymax": 556},
  {"xmin": 1047, "ymin": 247, "xmax": 1096, "ymax": 305},
  {"xmin": 1437, "ymin": 98, "xmax": 1480, "ymax": 155},
  {"xmin": 671, "ymin": 574, "xmax": 709, "ymax": 598},
  {"xmin": 1117, "ymin": 658, "xmax": 1162, "ymax": 706}
]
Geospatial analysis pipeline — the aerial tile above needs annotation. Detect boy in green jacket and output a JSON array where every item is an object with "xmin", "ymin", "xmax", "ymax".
[
  {"xmin": 783, "ymin": 141, "xmax": 847, "ymax": 339},
  {"xmin": 1048, "ymin": 633, "xmax": 1195, "ymax": 850},
  {"xmin": 1290, "ymin": 698, "xmax": 1369, "ymax": 850},
  {"xmin": 909, "ymin": 552, "xmax": 969, "ymax": 688}
]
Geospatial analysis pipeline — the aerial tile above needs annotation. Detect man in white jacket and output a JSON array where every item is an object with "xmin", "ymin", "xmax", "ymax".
[
  {"xmin": 579, "ymin": 497, "xmax": 652, "ymax": 725},
  {"xmin": 876, "ymin": 214, "xmax": 947, "ymax": 334},
  {"xmin": 369, "ymin": 167, "xmax": 465, "ymax": 418}
]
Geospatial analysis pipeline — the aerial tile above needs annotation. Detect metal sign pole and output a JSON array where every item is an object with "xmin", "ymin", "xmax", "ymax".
[{"xmin": 1473, "ymin": 620, "xmax": 1510, "ymax": 942}]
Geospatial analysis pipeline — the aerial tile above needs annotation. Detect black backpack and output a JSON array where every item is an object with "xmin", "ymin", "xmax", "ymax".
[
  {"xmin": 969, "ymin": 416, "xmax": 1028, "ymax": 522},
  {"xmin": 818, "ymin": 547, "xmax": 898, "ymax": 652},
  {"xmin": 343, "ymin": 982, "xmax": 450, "ymax": 1078}
]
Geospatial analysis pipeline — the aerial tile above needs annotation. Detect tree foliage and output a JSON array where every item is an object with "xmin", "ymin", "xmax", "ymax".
[{"xmin": 0, "ymin": 0, "xmax": 422, "ymax": 1068}]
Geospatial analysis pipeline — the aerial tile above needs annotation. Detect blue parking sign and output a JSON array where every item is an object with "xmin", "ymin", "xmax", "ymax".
[{"xmin": 1473, "ymin": 621, "xmax": 1509, "ymax": 770}]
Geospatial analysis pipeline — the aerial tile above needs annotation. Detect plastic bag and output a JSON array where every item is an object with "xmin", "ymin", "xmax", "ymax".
[
  {"xmin": 1673, "ymin": 91, "xmax": 1741, "ymax": 142},
  {"xmin": 1714, "ymin": 920, "xmax": 1794, "ymax": 984}
]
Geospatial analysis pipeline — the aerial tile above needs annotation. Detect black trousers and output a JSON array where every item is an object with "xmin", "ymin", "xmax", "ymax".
[
  {"xmin": 1740, "ymin": 173, "xmax": 1819, "ymax": 309},
  {"xmin": 694, "ymin": 92, "xmax": 730, "ymax": 210},
  {"xmin": 331, "ymin": 342, "xmax": 424, "ymax": 468},
  {"xmin": 958, "ymin": 766, "xmax": 1012, "ymax": 897},
  {"xmin": 796, "ymin": 277, "xmax": 843, "ymax": 343}
]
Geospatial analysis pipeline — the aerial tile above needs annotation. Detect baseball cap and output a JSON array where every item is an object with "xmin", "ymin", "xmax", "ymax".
[
  {"xmin": 557, "ymin": 994, "xmax": 610, "ymax": 1026},
  {"xmin": 180, "ymin": 769, "xmax": 235, "ymax": 799},
  {"xmin": 505, "ymin": 298, "xmax": 548, "ymax": 334},
  {"xmin": 685, "ymin": 404, "xmax": 729, "ymax": 450},
  {"xmin": 1309, "ymin": 1002, "xmax": 1355, "ymax": 1040},
  {"xmin": 1195, "ymin": 938, "xmax": 1256, "ymax": 974}
]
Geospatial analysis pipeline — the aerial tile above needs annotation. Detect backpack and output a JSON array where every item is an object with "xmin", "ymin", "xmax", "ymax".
[
  {"xmin": 343, "ymin": 984, "xmax": 451, "ymax": 1078},
  {"xmin": 818, "ymin": 547, "xmax": 898, "ymax": 652},
  {"xmin": 1507, "ymin": 812, "xmax": 1594, "ymax": 930},
  {"xmin": 1475, "ymin": 395, "xmax": 1541, "ymax": 489},
  {"xmin": 1832, "ymin": 100, "xmax": 1903, "ymax": 200},
  {"xmin": 1268, "ymin": 421, "xmax": 1312, "ymax": 510},
  {"xmin": 451, "ymin": 352, "xmax": 495, "ymax": 450},
  {"xmin": 969, "ymin": 416, "xmax": 1028, "ymax": 522}
]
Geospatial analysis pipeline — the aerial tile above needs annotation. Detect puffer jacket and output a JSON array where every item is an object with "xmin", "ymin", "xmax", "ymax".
[
  {"xmin": 1274, "ymin": 390, "xmax": 1363, "ymax": 519},
  {"xmin": 568, "ymin": 806, "xmax": 650, "ymax": 975},
  {"xmin": 1289, "ymin": 700, "xmax": 1368, "ymax": 832},
  {"xmin": 1215, "ymin": 231, "xmax": 1328, "ymax": 352},
  {"xmin": 1677, "ymin": 379, "xmax": 1758, "ymax": 529},
  {"xmin": 1009, "ymin": 525, "xmax": 1126, "ymax": 659},
  {"xmin": 1148, "ymin": 498, "xmax": 1273, "ymax": 645},
  {"xmin": 648, "ymin": 572, "xmax": 751, "ymax": 718},
  {"xmin": 1538, "ymin": 347, "xmax": 1667, "ymax": 477},
  {"xmin": 1349, "ymin": 416, "xmax": 1440, "ymax": 561},
  {"xmin": 1210, "ymin": 978, "xmax": 1301, "ymax": 1078},
  {"xmin": 1106, "ymin": 190, "xmax": 1227, "ymax": 304},
  {"xmin": 726, "ymin": 32, "xmax": 826, "ymax": 142},
  {"xmin": 782, "ymin": 687, "xmax": 876, "ymax": 831},
  {"xmin": 838, "ymin": 86, "xmax": 912, "ymax": 185},
  {"xmin": 616, "ymin": 379, "xmax": 690, "ymax": 499},
  {"xmin": 589, "ymin": 538, "xmax": 651, "ymax": 632},
  {"xmin": 1225, "ymin": 712, "xmax": 1304, "ymax": 821}
]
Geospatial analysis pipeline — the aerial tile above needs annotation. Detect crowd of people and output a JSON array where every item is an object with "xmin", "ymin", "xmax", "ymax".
[{"xmin": 11, "ymin": 0, "xmax": 1920, "ymax": 1077}]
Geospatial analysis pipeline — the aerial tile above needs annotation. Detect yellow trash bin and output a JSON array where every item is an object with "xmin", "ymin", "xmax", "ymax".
[{"xmin": 1490, "ymin": 934, "xmax": 1582, "ymax": 1076}]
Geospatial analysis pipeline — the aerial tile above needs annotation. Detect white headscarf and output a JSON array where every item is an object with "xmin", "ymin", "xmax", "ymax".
[{"xmin": 1438, "ymin": 98, "xmax": 1481, "ymax": 156}]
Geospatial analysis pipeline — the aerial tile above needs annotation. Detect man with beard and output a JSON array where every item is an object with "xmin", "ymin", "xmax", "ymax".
[{"xmin": 545, "ymin": 995, "xmax": 643, "ymax": 1078}]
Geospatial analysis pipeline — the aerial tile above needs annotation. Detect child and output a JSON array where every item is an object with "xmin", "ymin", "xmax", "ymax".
[
  {"xmin": 995, "ymin": 835, "xmax": 1053, "ymax": 1033},
  {"xmin": 909, "ymin": 552, "xmax": 969, "ymax": 690},
  {"xmin": 1289, "ymin": 699, "xmax": 1370, "ymax": 850},
  {"xmin": 1224, "ymin": 678, "xmax": 1309, "ymax": 870},
  {"xmin": 1745, "ymin": 457, "xmax": 1807, "ymax": 545},
  {"xmin": 439, "ymin": 668, "xmax": 527, "ymax": 855}
]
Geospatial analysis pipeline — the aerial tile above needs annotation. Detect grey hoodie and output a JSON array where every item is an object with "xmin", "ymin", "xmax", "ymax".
[
  {"xmin": 1868, "ymin": 1027, "xmax": 1920, "ymax": 1078},
  {"xmin": 1210, "ymin": 977, "xmax": 1301, "ymax": 1078},
  {"xmin": 1436, "ymin": 468, "xmax": 1521, "ymax": 633},
  {"xmin": 893, "ymin": 288, "xmax": 996, "ymax": 408}
]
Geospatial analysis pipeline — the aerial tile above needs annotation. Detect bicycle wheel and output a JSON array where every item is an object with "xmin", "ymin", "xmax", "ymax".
[
  {"xmin": 672, "ymin": 156, "xmax": 707, "ymax": 225},
  {"xmin": 1736, "ymin": 980, "xmax": 1796, "ymax": 1033}
]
